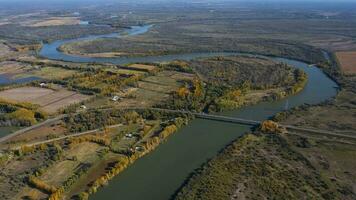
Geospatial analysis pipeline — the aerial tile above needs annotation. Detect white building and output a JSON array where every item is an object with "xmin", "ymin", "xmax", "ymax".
[{"xmin": 112, "ymin": 96, "xmax": 122, "ymax": 101}]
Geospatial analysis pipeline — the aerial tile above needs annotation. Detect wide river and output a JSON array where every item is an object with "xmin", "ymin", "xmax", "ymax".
[{"xmin": 39, "ymin": 25, "xmax": 338, "ymax": 200}]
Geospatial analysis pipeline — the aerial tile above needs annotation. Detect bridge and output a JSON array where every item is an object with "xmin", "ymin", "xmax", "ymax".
[
  {"xmin": 145, "ymin": 108, "xmax": 356, "ymax": 141},
  {"xmin": 1, "ymin": 107, "xmax": 356, "ymax": 146},
  {"xmin": 146, "ymin": 108, "xmax": 261, "ymax": 126}
]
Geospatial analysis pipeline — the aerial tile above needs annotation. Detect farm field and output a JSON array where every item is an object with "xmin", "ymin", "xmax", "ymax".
[
  {"xmin": 0, "ymin": 61, "xmax": 32, "ymax": 75},
  {"xmin": 0, "ymin": 42, "xmax": 14, "ymax": 57},
  {"xmin": 0, "ymin": 107, "xmax": 184, "ymax": 200},
  {"xmin": 25, "ymin": 17, "xmax": 82, "ymax": 27},
  {"xmin": 127, "ymin": 63, "xmax": 157, "ymax": 72},
  {"xmin": 16, "ymin": 67, "xmax": 77, "ymax": 80},
  {"xmin": 112, "ymin": 70, "xmax": 194, "ymax": 108},
  {"xmin": 0, "ymin": 122, "xmax": 67, "ymax": 149},
  {"xmin": 0, "ymin": 60, "xmax": 77, "ymax": 82},
  {"xmin": 335, "ymin": 51, "xmax": 356, "ymax": 75},
  {"xmin": 0, "ymin": 86, "xmax": 91, "ymax": 113}
]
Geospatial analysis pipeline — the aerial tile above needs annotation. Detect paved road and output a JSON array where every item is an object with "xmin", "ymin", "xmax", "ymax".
[
  {"xmin": 12, "ymin": 124, "xmax": 123, "ymax": 150},
  {"xmin": 0, "ymin": 114, "xmax": 67, "ymax": 144},
  {"xmin": 145, "ymin": 108, "xmax": 356, "ymax": 141},
  {"xmin": 284, "ymin": 125, "xmax": 356, "ymax": 140},
  {"xmin": 145, "ymin": 108, "xmax": 261, "ymax": 125},
  {"xmin": 2, "ymin": 107, "xmax": 355, "ymax": 147}
]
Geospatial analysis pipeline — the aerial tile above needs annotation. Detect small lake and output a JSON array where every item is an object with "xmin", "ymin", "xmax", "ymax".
[
  {"xmin": 0, "ymin": 127, "xmax": 20, "ymax": 138},
  {"xmin": 0, "ymin": 74, "xmax": 42, "ymax": 85}
]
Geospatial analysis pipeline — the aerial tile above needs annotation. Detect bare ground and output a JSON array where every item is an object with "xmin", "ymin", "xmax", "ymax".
[
  {"xmin": 0, "ymin": 86, "xmax": 91, "ymax": 113},
  {"xmin": 336, "ymin": 52, "xmax": 356, "ymax": 75}
]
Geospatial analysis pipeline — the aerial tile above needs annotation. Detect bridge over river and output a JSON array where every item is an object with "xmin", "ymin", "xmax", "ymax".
[{"xmin": 146, "ymin": 108, "xmax": 356, "ymax": 141}]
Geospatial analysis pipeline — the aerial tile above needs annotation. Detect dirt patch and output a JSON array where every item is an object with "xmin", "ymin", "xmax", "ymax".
[
  {"xmin": 0, "ymin": 151, "xmax": 51, "ymax": 200},
  {"xmin": 2, "ymin": 121, "xmax": 67, "ymax": 147},
  {"xmin": 40, "ymin": 142, "xmax": 102, "ymax": 187},
  {"xmin": 336, "ymin": 51, "xmax": 356, "ymax": 75},
  {"xmin": 128, "ymin": 64, "xmax": 157, "ymax": 72},
  {"xmin": 112, "ymin": 70, "xmax": 193, "ymax": 108},
  {"xmin": 0, "ymin": 86, "xmax": 91, "ymax": 113},
  {"xmin": 26, "ymin": 17, "xmax": 81, "ymax": 27},
  {"xmin": 0, "ymin": 42, "xmax": 14, "ymax": 57},
  {"xmin": 65, "ymin": 152, "xmax": 123, "ymax": 198},
  {"xmin": 0, "ymin": 61, "xmax": 31, "ymax": 75}
]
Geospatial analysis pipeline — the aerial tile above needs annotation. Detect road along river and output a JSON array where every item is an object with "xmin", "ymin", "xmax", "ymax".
[{"xmin": 39, "ymin": 25, "xmax": 338, "ymax": 200}]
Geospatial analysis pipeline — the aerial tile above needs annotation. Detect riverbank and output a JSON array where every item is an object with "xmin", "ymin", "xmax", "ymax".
[
  {"xmin": 87, "ymin": 59, "xmax": 336, "ymax": 200},
  {"xmin": 174, "ymin": 89, "xmax": 356, "ymax": 200},
  {"xmin": 173, "ymin": 54, "xmax": 356, "ymax": 200},
  {"xmin": 31, "ymin": 24, "xmax": 338, "ymax": 199},
  {"xmin": 174, "ymin": 127, "xmax": 356, "ymax": 200}
]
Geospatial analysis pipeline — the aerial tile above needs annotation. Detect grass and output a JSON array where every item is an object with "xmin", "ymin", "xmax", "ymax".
[
  {"xmin": 65, "ymin": 152, "xmax": 125, "ymax": 198},
  {"xmin": 39, "ymin": 142, "xmax": 103, "ymax": 188},
  {"xmin": 109, "ymin": 123, "xmax": 141, "ymax": 152},
  {"xmin": 127, "ymin": 64, "xmax": 157, "ymax": 72},
  {"xmin": 174, "ymin": 133, "xmax": 355, "ymax": 200},
  {"xmin": 20, "ymin": 67, "xmax": 77, "ymax": 80},
  {"xmin": 335, "ymin": 51, "xmax": 356, "ymax": 75},
  {"xmin": 27, "ymin": 17, "xmax": 81, "ymax": 27},
  {"xmin": 104, "ymin": 70, "xmax": 192, "ymax": 109},
  {"xmin": 0, "ymin": 126, "xmax": 20, "ymax": 138},
  {"xmin": 0, "ymin": 150, "xmax": 53, "ymax": 200},
  {"xmin": 291, "ymin": 137, "xmax": 356, "ymax": 194},
  {"xmin": 282, "ymin": 90, "xmax": 356, "ymax": 135},
  {"xmin": 0, "ymin": 86, "xmax": 91, "ymax": 114}
]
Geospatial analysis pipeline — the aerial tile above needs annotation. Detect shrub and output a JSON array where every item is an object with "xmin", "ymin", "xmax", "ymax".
[
  {"xmin": 28, "ymin": 175, "xmax": 57, "ymax": 194},
  {"xmin": 259, "ymin": 120, "xmax": 283, "ymax": 134}
]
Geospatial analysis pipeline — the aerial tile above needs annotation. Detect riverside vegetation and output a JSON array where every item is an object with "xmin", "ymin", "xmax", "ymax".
[
  {"xmin": 161, "ymin": 56, "xmax": 307, "ymax": 112},
  {"xmin": 0, "ymin": 99, "xmax": 47, "ymax": 126},
  {"xmin": 0, "ymin": 54, "xmax": 308, "ymax": 200},
  {"xmin": 0, "ymin": 107, "xmax": 190, "ymax": 200},
  {"xmin": 173, "ymin": 53, "xmax": 356, "ymax": 200}
]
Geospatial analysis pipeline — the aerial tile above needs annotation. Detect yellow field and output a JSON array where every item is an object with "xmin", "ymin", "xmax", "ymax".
[
  {"xmin": 336, "ymin": 51, "xmax": 356, "ymax": 75},
  {"xmin": 128, "ymin": 64, "xmax": 157, "ymax": 72},
  {"xmin": 0, "ymin": 86, "xmax": 91, "ymax": 113},
  {"xmin": 26, "ymin": 17, "xmax": 81, "ymax": 27},
  {"xmin": 112, "ymin": 70, "xmax": 194, "ymax": 108}
]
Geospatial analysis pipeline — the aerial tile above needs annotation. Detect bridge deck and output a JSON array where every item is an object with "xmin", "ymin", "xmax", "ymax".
[{"xmin": 148, "ymin": 108, "xmax": 356, "ymax": 141}]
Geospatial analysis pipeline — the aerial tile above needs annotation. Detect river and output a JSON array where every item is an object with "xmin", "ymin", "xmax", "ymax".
[{"xmin": 38, "ymin": 25, "xmax": 338, "ymax": 200}]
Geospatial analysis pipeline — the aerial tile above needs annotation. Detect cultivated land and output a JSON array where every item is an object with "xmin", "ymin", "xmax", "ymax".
[
  {"xmin": 26, "ymin": 17, "xmax": 82, "ymax": 27},
  {"xmin": 0, "ymin": 42, "xmax": 13, "ymax": 57},
  {"xmin": 0, "ymin": 60, "xmax": 77, "ymax": 81},
  {"xmin": 336, "ymin": 51, "xmax": 356, "ymax": 75},
  {"xmin": 0, "ymin": 61, "xmax": 31, "ymax": 75},
  {"xmin": 0, "ymin": 86, "xmax": 91, "ymax": 113},
  {"xmin": 174, "ymin": 72, "xmax": 356, "ymax": 199},
  {"xmin": 0, "ymin": 53, "xmax": 302, "ymax": 199}
]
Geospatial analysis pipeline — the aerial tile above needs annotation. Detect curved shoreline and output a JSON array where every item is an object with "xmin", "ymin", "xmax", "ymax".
[{"xmin": 37, "ymin": 26, "xmax": 338, "ymax": 200}]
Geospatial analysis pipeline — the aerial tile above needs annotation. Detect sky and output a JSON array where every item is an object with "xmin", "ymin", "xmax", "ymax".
[{"xmin": 0, "ymin": 0, "xmax": 355, "ymax": 9}]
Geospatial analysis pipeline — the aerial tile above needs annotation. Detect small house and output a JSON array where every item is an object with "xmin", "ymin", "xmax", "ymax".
[
  {"xmin": 112, "ymin": 96, "xmax": 121, "ymax": 101},
  {"xmin": 135, "ymin": 146, "xmax": 143, "ymax": 151}
]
